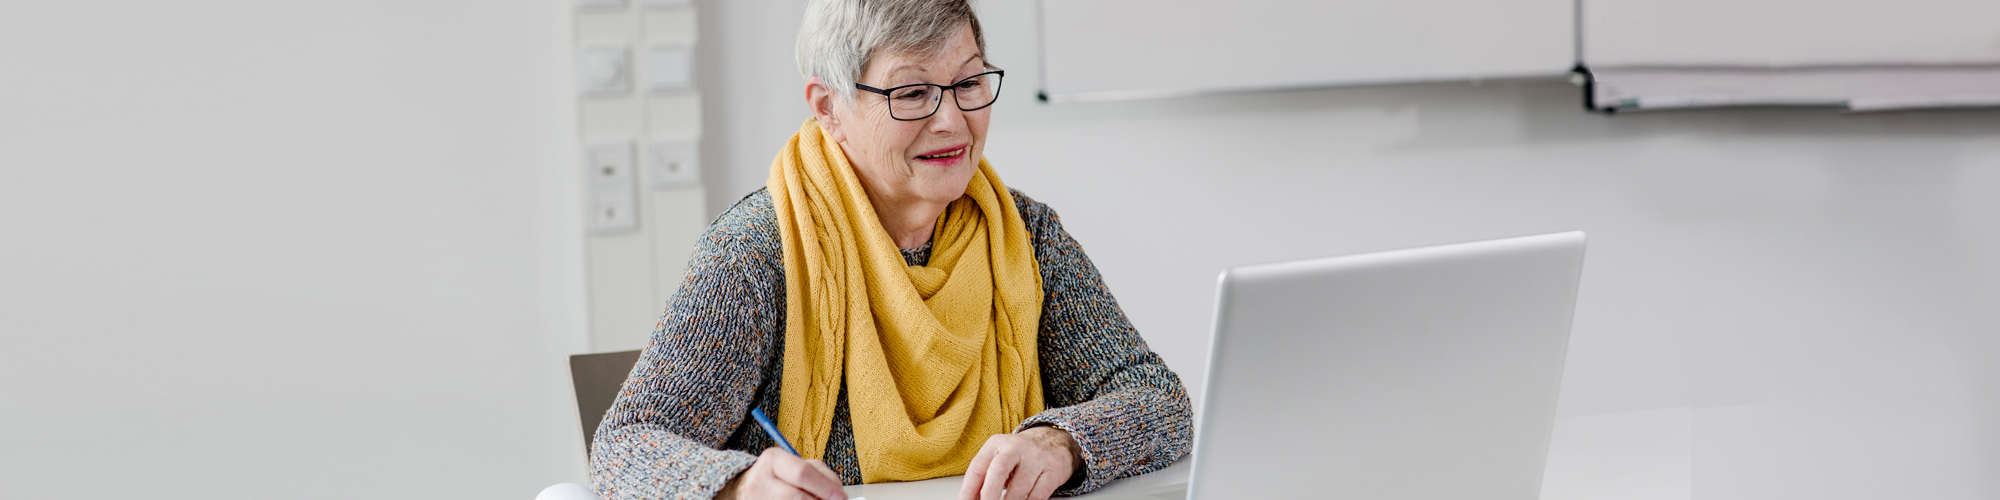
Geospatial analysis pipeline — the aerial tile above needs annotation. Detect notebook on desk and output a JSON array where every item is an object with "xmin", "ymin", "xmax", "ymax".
[{"xmin": 846, "ymin": 232, "xmax": 1586, "ymax": 500}]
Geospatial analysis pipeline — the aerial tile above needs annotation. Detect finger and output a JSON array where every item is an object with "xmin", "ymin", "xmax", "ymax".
[
  {"xmin": 805, "ymin": 458, "xmax": 839, "ymax": 481},
  {"xmin": 747, "ymin": 450, "xmax": 795, "ymax": 499},
  {"xmin": 1028, "ymin": 464, "xmax": 1065, "ymax": 500},
  {"xmin": 959, "ymin": 441, "xmax": 998, "ymax": 500},
  {"xmin": 802, "ymin": 459, "xmax": 847, "ymax": 500},
  {"xmin": 763, "ymin": 480, "xmax": 828, "ymax": 500},
  {"xmin": 753, "ymin": 449, "xmax": 791, "ymax": 491},
  {"xmin": 1003, "ymin": 461, "xmax": 1040, "ymax": 500},
  {"xmin": 771, "ymin": 455, "xmax": 845, "ymax": 500},
  {"xmin": 980, "ymin": 446, "xmax": 1020, "ymax": 500}
]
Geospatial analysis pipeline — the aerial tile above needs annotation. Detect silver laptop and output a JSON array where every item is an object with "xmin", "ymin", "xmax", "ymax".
[{"xmin": 1185, "ymin": 231, "xmax": 1586, "ymax": 500}]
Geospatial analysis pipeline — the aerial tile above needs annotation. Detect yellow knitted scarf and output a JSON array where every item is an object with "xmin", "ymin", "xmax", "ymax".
[{"xmin": 766, "ymin": 118, "xmax": 1044, "ymax": 483}]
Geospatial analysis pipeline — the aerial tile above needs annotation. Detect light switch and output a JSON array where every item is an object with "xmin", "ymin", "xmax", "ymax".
[
  {"xmin": 587, "ymin": 141, "xmax": 639, "ymax": 233},
  {"xmin": 578, "ymin": 45, "xmax": 631, "ymax": 96},
  {"xmin": 647, "ymin": 140, "xmax": 700, "ymax": 188},
  {"xmin": 644, "ymin": 44, "xmax": 694, "ymax": 91},
  {"xmin": 575, "ymin": 0, "xmax": 627, "ymax": 10}
]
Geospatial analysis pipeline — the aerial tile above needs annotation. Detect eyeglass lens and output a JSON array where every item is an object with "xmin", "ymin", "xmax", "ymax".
[{"xmin": 884, "ymin": 72, "xmax": 1002, "ymax": 120}]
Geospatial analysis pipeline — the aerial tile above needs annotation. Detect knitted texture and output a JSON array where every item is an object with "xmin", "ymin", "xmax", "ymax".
[{"xmin": 589, "ymin": 189, "xmax": 1193, "ymax": 499}]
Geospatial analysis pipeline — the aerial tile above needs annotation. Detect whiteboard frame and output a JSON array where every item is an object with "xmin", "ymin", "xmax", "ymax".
[
  {"xmin": 1036, "ymin": 71, "xmax": 1574, "ymax": 105},
  {"xmin": 1033, "ymin": 0, "xmax": 1578, "ymax": 104},
  {"xmin": 1578, "ymin": 63, "xmax": 2000, "ymax": 113}
]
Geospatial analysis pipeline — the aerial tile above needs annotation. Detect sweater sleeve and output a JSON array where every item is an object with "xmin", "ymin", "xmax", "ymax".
[
  {"xmin": 1010, "ymin": 191, "xmax": 1196, "ymax": 496},
  {"xmin": 587, "ymin": 209, "xmax": 778, "ymax": 500}
]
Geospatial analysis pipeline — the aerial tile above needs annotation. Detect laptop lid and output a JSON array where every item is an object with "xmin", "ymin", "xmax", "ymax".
[{"xmin": 1188, "ymin": 231, "xmax": 1586, "ymax": 500}]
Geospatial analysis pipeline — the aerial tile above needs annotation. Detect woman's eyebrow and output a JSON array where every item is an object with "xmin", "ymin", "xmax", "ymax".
[
  {"xmin": 881, "ymin": 64, "xmax": 929, "ymax": 84},
  {"xmin": 882, "ymin": 53, "xmax": 985, "ymax": 82}
]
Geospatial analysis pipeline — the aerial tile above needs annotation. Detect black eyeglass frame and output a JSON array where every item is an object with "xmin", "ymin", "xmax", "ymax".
[{"xmin": 854, "ymin": 69, "xmax": 1006, "ymax": 121}]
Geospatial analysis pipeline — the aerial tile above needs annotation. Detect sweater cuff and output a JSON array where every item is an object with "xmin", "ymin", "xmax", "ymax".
[
  {"xmin": 1016, "ymin": 404, "xmax": 1148, "ymax": 496},
  {"xmin": 688, "ymin": 451, "xmax": 759, "ymax": 500},
  {"xmin": 590, "ymin": 427, "xmax": 759, "ymax": 500}
]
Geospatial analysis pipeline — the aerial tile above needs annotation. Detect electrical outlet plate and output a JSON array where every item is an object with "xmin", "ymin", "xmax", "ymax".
[
  {"xmin": 578, "ymin": 45, "xmax": 631, "ymax": 97},
  {"xmin": 587, "ymin": 142, "xmax": 636, "ymax": 187},
  {"xmin": 587, "ymin": 141, "xmax": 640, "ymax": 233},
  {"xmin": 647, "ymin": 140, "xmax": 700, "ymax": 188},
  {"xmin": 644, "ymin": 44, "xmax": 694, "ymax": 91},
  {"xmin": 589, "ymin": 189, "xmax": 637, "ymax": 232}
]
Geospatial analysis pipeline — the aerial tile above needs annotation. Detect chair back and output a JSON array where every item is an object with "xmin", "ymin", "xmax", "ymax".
[{"xmin": 568, "ymin": 349, "xmax": 642, "ymax": 453}]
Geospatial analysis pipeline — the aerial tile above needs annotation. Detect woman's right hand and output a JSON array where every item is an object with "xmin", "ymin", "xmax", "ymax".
[{"xmin": 717, "ymin": 448, "xmax": 848, "ymax": 500}]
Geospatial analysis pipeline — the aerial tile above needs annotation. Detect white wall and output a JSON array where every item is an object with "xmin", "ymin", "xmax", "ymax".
[
  {"xmin": 0, "ymin": 1, "xmax": 592, "ymax": 498},
  {"xmin": 702, "ymin": 1, "xmax": 2000, "ymax": 499},
  {"xmin": 4, "ymin": 0, "xmax": 1990, "ymax": 498}
]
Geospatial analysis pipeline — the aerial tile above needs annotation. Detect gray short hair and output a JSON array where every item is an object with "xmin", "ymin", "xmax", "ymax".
[{"xmin": 796, "ymin": 0, "xmax": 986, "ymax": 105}]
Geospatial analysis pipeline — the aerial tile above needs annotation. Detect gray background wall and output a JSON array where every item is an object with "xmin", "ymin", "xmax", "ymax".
[{"xmin": 0, "ymin": 1, "xmax": 591, "ymax": 498}]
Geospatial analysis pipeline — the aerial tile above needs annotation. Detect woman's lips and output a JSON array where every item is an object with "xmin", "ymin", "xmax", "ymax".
[{"xmin": 914, "ymin": 144, "xmax": 970, "ymax": 166}]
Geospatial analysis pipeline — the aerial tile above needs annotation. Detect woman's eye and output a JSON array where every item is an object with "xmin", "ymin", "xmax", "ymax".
[
  {"xmin": 956, "ymin": 80, "xmax": 985, "ymax": 90},
  {"xmin": 892, "ymin": 88, "xmax": 930, "ymax": 101}
]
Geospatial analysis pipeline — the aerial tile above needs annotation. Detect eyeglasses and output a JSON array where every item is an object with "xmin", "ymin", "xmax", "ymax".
[{"xmin": 854, "ymin": 69, "xmax": 1005, "ymax": 121}]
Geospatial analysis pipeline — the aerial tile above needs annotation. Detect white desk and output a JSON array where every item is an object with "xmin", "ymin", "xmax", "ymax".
[
  {"xmin": 842, "ymin": 460, "xmax": 1191, "ymax": 500},
  {"xmin": 838, "ymin": 407, "xmax": 1689, "ymax": 500},
  {"xmin": 535, "ymin": 410, "xmax": 1682, "ymax": 500}
]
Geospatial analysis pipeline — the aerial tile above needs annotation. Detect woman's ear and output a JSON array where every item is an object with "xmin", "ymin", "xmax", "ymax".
[{"xmin": 804, "ymin": 76, "xmax": 847, "ymax": 143}]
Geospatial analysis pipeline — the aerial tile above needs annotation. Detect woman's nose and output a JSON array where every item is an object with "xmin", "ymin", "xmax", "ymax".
[{"xmin": 927, "ymin": 96, "xmax": 967, "ymax": 131}]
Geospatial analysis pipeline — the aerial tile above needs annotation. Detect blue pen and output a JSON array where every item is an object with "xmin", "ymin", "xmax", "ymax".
[{"xmin": 749, "ymin": 407, "xmax": 801, "ymax": 456}]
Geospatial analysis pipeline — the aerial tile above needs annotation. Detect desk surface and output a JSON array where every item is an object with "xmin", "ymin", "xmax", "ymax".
[{"xmin": 842, "ymin": 460, "xmax": 1191, "ymax": 500}]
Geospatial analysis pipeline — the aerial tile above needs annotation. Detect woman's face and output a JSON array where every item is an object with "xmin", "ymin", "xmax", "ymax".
[{"xmin": 819, "ymin": 24, "xmax": 990, "ymax": 209}]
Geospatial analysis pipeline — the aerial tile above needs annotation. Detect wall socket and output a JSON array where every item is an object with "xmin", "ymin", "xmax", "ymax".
[
  {"xmin": 647, "ymin": 140, "xmax": 700, "ymax": 188},
  {"xmin": 587, "ymin": 141, "xmax": 639, "ymax": 233}
]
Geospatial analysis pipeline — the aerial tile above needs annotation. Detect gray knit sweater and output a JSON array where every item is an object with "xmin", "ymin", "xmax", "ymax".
[{"xmin": 588, "ymin": 188, "xmax": 1193, "ymax": 499}]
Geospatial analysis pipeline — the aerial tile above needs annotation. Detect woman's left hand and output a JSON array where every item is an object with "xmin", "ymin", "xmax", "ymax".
[{"xmin": 957, "ymin": 426, "xmax": 1083, "ymax": 500}]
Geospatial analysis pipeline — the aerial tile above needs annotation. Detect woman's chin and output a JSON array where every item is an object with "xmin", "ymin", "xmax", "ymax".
[
  {"xmin": 901, "ymin": 163, "xmax": 975, "ymax": 198},
  {"xmin": 916, "ymin": 184, "xmax": 966, "ymax": 204},
  {"xmin": 917, "ymin": 177, "xmax": 975, "ymax": 203}
]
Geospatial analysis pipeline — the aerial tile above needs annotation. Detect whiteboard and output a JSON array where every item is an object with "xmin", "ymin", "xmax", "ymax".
[
  {"xmin": 1580, "ymin": 0, "xmax": 2000, "ymax": 111},
  {"xmin": 1582, "ymin": 0, "xmax": 2000, "ymax": 67},
  {"xmin": 1037, "ymin": 0, "xmax": 1577, "ymax": 103}
]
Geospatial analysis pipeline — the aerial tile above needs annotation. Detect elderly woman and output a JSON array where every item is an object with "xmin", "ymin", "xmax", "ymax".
[{"xmin": 587, "ymin": 1, "xmax": 1191, "ymax": 499}]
